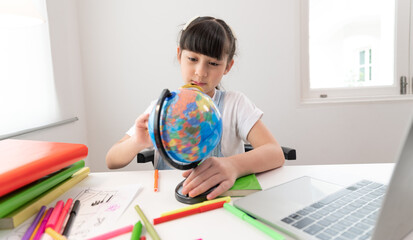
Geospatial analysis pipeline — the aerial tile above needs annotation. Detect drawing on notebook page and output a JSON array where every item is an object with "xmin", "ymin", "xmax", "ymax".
[{"xmin": 4, "ymin": 184, "xmax": 141, "ymax": 240}]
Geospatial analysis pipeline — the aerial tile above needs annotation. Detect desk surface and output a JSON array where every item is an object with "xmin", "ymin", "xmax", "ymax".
[{"xmin": 1, "ymin": 163, "xmax": 409, "ymax": 240}]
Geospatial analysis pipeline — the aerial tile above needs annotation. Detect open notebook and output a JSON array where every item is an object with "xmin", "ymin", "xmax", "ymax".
[{"xmin": 234, "ymin": 116, "xmax": 413, "ymax": 240}]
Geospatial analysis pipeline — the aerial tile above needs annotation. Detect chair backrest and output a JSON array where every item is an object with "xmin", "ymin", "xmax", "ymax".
[{"xmin": 137, "ymin": 144, "xmax": 296, "ymax": 166}]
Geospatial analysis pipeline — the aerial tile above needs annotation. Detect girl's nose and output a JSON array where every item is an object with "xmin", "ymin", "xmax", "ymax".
[{"xmin": 195, "ymin": 64, "xmax": 208, "ymax": 77}]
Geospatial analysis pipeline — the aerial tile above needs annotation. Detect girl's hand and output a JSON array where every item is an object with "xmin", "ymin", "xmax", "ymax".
[
  {"xmin": 181, "ymin": 157, "xmax": 238, "ymax": 200},
  {"xmin": 132, "ymin": 113, "xmax": 153, "ymax": 148}
]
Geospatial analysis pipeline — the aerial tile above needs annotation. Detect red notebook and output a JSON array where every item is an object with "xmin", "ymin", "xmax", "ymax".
[{"xmin": 0, "ymin": 139, "xmax": 88, "ymax": 197}]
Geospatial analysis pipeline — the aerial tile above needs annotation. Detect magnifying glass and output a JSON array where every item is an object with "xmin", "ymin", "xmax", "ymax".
[{"xmin": 149, "ymin": 85, "xmax": 222, "ymax": 204}]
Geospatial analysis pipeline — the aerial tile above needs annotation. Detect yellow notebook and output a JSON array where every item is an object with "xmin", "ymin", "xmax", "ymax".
[{"xmin": 0, "ymin": 167, "xmax": 89, "ymax": 229}]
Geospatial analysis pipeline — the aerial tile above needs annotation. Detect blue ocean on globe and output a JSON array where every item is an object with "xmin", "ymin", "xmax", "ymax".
[{"xmin": 148, "ymin": 86, "xmax": 222, "ymax": 164}]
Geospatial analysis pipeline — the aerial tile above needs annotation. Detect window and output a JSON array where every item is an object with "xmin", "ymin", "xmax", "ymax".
[
  {"xmin": 0, "ymin": 0, "xmax": 59, "ymax": 135},
  {"xmin": 301, "ymin": 0, "xmax": 413, "ymax": 102}
]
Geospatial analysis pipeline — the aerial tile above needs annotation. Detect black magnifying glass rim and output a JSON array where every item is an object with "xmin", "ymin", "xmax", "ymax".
[{"xmin": 153, "ymin": 89, "xmax": 201, "ymax": 170}]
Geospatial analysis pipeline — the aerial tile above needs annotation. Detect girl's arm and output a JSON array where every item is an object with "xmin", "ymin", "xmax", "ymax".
[
  {"xmin": 106, "ymin": 113, "xmax": 153, "ymax": 169},
  {"xmin": 181, "ymin": 119, "xmax": 284, "ymax": 199}
]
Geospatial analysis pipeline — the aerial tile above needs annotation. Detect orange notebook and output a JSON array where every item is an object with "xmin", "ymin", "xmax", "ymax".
[{"xmin": 0, "ymin": 139, "xmax": 88, "ymax": 197}]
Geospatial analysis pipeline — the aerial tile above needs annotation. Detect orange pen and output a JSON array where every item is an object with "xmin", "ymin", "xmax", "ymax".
[{"xmin": 154, "ymin": 169, "xmax": 159, "ymax": 192}]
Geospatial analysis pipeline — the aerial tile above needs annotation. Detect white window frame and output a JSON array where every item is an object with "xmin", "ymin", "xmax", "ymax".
[{"xmin": 300, "ymin": 0, "xmax": 413, "ymax": 103}]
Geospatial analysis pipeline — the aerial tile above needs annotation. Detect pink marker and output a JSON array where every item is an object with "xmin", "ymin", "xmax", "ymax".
[
  {"xmin": 54, "ymin": 198, "xmax": 73, "ymax": 233},
  {"xmin": 46, "ymin": 200, "xmax": 64, "ymax": 230},
  {"xmin": 87, "ymin": 225, "xmax": 134, "ymax": 240}
]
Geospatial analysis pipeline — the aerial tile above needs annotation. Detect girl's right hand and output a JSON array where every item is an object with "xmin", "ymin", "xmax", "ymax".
[{"xmin": 132, "ymin": 113, "xmax": 153, "ymax": 148}]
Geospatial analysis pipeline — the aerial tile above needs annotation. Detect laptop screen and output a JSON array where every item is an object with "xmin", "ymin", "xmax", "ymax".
[{"xmin": 372, "ymin": 119, "xmax": 413, "ymax": 240}]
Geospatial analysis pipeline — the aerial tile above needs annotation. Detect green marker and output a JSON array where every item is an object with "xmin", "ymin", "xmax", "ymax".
[
  {"xmin": 223, "ymin": 203, "xmax": 285, "ymax": 240},
  {"xmin": 130, "ymin": 221, "xmax": 142, "ymax": 240}
]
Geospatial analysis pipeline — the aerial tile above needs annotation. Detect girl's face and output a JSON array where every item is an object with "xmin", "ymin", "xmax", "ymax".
[{"xmin": 178, "ymin": 49, "xmax": 234, "ymax": 98}]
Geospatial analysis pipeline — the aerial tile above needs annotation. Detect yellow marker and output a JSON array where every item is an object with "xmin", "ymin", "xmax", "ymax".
[
  {"xmin": 45, "ymin": 227, "xmax": 68, "ymax": 240},
  {"xmin": 161, "ymin": 196, "xmax": 231, "ymax": 216}
]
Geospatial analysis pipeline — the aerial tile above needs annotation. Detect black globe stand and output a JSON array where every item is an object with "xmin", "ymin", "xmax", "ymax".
[
  {"xmin": 175, "ymin": 179, "xmax": 217, "ymax": 204},
  {"xmin": 153, "ymin": 89, "xmax": 216, "ymax": 204}
]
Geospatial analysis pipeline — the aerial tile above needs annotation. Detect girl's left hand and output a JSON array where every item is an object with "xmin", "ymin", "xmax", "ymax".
[{"xmin": 181, "ymin": 157, "xmax": 238, "ymax": 200}]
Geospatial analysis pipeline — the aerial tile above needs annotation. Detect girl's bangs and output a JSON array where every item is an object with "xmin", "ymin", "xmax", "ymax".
[{"xmin": 181, "ymin": 22, "xmax": 228, "ymax": 60}]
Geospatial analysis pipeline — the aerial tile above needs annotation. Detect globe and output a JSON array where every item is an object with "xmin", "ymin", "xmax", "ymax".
[{"xmin": 148, "ymin": 86, "xmax": 222, "ymax": 164}]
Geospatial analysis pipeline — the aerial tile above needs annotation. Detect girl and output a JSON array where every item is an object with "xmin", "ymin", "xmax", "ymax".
[{"xmin": 106, "ymin": 16, "xmax": 285, "ymax": 200}]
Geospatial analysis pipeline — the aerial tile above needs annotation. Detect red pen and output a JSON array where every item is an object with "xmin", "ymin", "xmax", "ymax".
[
  {"xmin": 153, "ymin": 200, "xmax": 225, "ymax": 225},
  {"xmin": 55, "ymin": 198, "xmax": 73, "ymax": 233}
]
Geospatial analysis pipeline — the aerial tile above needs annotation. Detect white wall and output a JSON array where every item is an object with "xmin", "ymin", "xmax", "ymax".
[
  {"xmin": 43, "ymin": 0, "xmax": 413, "ymax": 172},
  {"xmin": 13, "ymin": 0, "xmax": 89, "ymax": 165}
]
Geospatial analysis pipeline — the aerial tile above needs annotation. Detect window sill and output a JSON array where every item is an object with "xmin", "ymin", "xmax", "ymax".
[{"xmin": 301, "ymin": 94, "xmax": 413, "ymax": 104}]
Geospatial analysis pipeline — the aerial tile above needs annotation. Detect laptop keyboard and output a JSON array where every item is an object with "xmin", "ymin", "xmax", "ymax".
[{"xmin": 281, "ymin": 180, "xmax": 387, "ymax": 240}]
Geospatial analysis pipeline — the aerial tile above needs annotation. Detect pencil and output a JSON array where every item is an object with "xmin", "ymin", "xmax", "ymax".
[
  {"xmin": 134, "ymin": 205, "xmax": 160, "ymax": 240},
  {"xmin": 154, "ymin": 169, "xmax": 159, "ymax": 192}
]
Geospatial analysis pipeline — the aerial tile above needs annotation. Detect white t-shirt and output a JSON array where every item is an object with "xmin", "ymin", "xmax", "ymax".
[{"xmin": 126, "ymin": 90, "xmax": 263, "ymax": 157}]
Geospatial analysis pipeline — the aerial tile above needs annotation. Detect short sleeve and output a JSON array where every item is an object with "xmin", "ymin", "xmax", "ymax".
[{"xmin": 235, "ymin": 92, "xmax": 263, "ymax": 142}]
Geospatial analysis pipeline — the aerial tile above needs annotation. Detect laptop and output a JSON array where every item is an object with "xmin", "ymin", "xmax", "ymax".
[{"xmin": 234, "ymin": 117, "xmax": 413, "ymax": 240}]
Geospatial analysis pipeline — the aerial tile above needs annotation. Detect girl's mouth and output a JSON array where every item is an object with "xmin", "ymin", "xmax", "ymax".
[{"xmin": 191, "ymin": 81, "xmax": 206, "ymax": 86}]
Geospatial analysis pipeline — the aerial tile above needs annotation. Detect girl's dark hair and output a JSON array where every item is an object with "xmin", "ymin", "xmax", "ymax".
[{"xmin": 179, "ymin": 16, "xmax": 236, "ymax": 63}]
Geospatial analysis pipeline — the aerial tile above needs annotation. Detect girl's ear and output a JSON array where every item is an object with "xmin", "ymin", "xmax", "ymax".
[
  {"xmin": 224, "ymin": 59, "xmax": 234, "ymax": 75},
  {"xmin": 177, "ymin": 47, "xmax": 182, "ymax": 63}
]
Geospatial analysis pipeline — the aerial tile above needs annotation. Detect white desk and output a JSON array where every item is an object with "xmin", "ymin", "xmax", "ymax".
[{"xmin": 1, "ymin": 163, "xmax": 410, "ymax": 240}]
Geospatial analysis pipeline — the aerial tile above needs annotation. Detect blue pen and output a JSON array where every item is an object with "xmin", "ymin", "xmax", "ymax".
[{"xmin": 22, "ymin": 206, "xmax": 46, "ymax": 240}]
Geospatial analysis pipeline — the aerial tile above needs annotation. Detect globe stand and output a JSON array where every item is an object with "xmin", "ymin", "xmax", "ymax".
[
  {"xmin": 153, "ymin": 88, "xmax": 218, "ymax": 204},
  {"xmin": 174, "ymin": 179, "xmax": 217, "ymax": 204}
]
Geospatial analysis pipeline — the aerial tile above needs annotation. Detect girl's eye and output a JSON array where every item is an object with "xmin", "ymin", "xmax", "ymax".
[
  {"xmin": 188, "ymin": 57, "xmax": 197, "ymax": 62},
  {"xmin": 209, "ymin": 62, "xmax": 219, "ymax": 66}
]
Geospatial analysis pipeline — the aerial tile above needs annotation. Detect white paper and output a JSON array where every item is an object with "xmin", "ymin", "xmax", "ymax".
[{"xmin": 4, "ymin": 184, "xmax": 141, "ymax": 240}]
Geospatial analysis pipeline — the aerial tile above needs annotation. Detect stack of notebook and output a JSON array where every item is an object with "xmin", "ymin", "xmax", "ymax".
[{"xmin": 0, "ymin": 139, "xmax": 89, "ymax": 229}]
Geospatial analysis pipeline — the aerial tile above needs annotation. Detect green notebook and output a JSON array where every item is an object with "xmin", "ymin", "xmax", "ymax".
[
  {"xmin": 220, "ymin": 174, "xmax": 262, "ymax": 197},
  {"xmin": 0, "ymin": 160, "xmax": 85, "ymax": 218}
]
